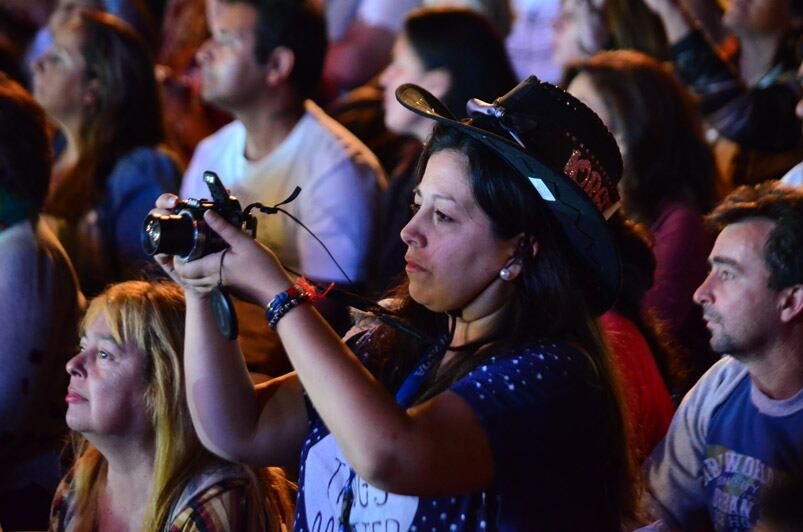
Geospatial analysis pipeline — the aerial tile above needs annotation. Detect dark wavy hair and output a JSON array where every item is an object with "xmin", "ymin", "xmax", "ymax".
[
  {"xmin": 44, "ymin": 10, "xmax": 165, "ymax": 222},
  {"xmin": 361, "ymin": 124, "xmax": 637, "ymax": 528},
  {"xmin": 404, "ymin": 7, "xmax": 517, "ymax": 118},
  {"xmin": 564, "ymin": 50, "xmax": 719, "ymax": 225}
]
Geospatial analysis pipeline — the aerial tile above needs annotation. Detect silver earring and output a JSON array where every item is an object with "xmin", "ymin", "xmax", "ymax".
[{"xmin": 499, "ymin": 268, "xmax": 512, "ymax": 281}]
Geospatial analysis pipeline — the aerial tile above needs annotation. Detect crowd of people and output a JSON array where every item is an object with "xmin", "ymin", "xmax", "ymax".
[{"xmin": 0, "ymin": 0, "xmax": 801, "ymax": 530}]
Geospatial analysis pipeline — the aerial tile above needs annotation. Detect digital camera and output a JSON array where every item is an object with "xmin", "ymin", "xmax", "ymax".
[{"xmin": 141, "ymin": 171, "xmax": 256, "ymax": 261}]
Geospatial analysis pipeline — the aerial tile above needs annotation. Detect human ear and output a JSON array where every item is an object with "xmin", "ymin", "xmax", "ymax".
[
  {"xmin": 82, "ymin": 78, "xmax": 100, "ymax": 107},
  {"xmin": 265, "ymin": 46, "xmax": 295, "ymax": 87},
  {"xmin": 779, "ymin": 284, "xmax": 803, "ymax": 323},
  {"xmin": 499, "ymin": 236, "xmax": 539, "ymax": 282}
]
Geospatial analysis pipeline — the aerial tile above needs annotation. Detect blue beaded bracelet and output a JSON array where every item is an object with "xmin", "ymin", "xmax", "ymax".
[{"xmin": 265, "ymin": 286, "xmax": 310, "ymax": 329}]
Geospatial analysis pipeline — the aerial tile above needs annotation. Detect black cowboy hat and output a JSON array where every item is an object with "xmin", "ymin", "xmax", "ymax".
[{"xmin": 396, "ymin": 75, "xmax": 623, "ymax": 313}]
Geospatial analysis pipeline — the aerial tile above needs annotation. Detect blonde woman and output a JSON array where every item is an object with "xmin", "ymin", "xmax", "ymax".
[{"xmin": 49, "ymin": 281, "xmax": 294, "ymax": 531}]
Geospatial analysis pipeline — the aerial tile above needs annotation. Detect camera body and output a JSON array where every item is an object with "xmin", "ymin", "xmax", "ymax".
[{"xmin": 142, "ymin": 171, "xmax": 256, "ymax": 261}]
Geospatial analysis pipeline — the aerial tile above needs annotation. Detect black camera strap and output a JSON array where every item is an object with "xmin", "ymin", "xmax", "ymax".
[{"xmin": 211, "ymin": 247, "xmax": 239, "ymax": 341}]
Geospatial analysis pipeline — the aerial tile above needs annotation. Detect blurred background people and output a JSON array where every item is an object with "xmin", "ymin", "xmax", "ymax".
[
  {"xmin": 156, "ymin": 0, "xmax": 231, "ymax": 164},
  {"xmin": 323, "ymin": 0, "xmax": 513, "ymax": 93},
  {"xmin": 602, "ymin": 215, "xmax": 682, "ymax": 464},
  {"xmin": 644, "ymin": 0, "xmax": 803, "ymax": 186},
  {"xmin": 374, "ymin": 6, "xmax": 518, "ymax": 289},
  {"xmin": 552, "ymin": 0, "xmax": 670, "ymax": 73},
  {"xmin": 0, "ymin": 74, "xmax": 82, "ymax": 531},
  {"xmin": 505, "ymin": 0, "xmax": 562, "ymax": 83},
  {"xmin": 32, "ymin": 9, "xmax": 180, "ymax": 296},
  {"xmin": 566, "ymin": 50, "xmax": 719, "ymax": 386},
  {"xmin": 643, "ymin": 182, "xmax": 803, "ymax": 532},
  {"xmin": 51, "ymin": 281, "xmax": 294, "ymax": 530},
  {"xmin": 180, "ymin": 0, "xmax": 385, "ymax": 374},
  {"xmin": 781, "ymin": 59, "xmax": 803, "ymax": 186}
]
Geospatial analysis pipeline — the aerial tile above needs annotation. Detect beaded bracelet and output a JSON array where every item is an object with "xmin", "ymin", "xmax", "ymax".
[
  {"xmin": 264, "ymin": 278, "xmax": 334, "ymax": 329},
  {"xmin": 265, "ymin": 286, "xmax": 309, "ymax": 329}
]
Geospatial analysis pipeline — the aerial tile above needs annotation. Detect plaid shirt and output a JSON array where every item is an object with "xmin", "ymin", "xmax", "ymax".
[{"xmin": 50, "ymin": 465, "xmax": 256, "ymax": 531}]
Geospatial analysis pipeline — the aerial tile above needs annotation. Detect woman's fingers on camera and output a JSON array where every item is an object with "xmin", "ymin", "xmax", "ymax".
[
  {"xmin": 181, "ymin": 277, "xmax": 218, "ymax": 290},
  {"xmin": 173, "ymin": 253, "xmax": 219, "ymax": 281},
  {"xmin": 204, "ymin": 210, "xmax": 251, "ymax": 247},
  {"xmin": 155, "ymin": 193, "xmax": 179, "ymax": 210}
]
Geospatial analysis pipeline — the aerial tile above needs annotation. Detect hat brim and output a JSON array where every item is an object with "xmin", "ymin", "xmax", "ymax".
[{"xmin": 396, "ymin": 83, "xmax": 621, "ymax": 313}]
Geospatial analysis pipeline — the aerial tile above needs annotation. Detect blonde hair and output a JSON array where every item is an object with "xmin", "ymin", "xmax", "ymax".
[{"xmin": 67, "ymin": 281, "xmax": 290, "ymax": 531}]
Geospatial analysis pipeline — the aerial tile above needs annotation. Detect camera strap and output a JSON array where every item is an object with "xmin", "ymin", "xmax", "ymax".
[{"xmin": 210, "ymin": 248, "xmax": 239, "ymax": 340}]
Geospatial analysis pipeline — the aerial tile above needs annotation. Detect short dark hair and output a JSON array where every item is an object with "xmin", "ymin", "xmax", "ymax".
[
  {"xmin": 230, "ymin": 0, "xmax": 327, "ymax": 99},
  {"xmin": 0, "ymin": 74, "xmax": 51, "ymax": 209},
  {"xmin": 404, "ymin": 7, "xmax": 517, "ymax": 118},
  {"xmin": 707, "ymin": 182, "xmax": 803, "ymax": 291}
]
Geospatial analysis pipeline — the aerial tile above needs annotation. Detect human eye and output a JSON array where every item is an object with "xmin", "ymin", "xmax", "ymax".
[
  {"xmin": 434, "ymin": 209, "xmax": 453, "ymax": 223},
  {"xmin": 409, "ymin": 202, "xmax": 421, "ymax": 214},
  {"xmin": 97, "ymin": 350, "xmax": 113, "ymax": 361},
  {"xmin": 717, "ymin": 269, "xmax": 734, "ymax": 281},
  {"xmin": 41, "ymin": 50, "xmax": 63, "ymax": 67}
]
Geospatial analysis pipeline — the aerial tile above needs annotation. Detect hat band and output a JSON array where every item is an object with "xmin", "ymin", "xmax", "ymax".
[{"xmin": 563, "ymin": 149, "xmax": 617, "ymax": 216}]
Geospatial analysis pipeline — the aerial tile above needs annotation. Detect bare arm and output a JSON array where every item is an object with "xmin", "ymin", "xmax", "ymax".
[
  {"xmin": 182, "ymin": 290, "xmax": 308, "ymax": 467},
  {"xmin": 642, "ymin": 0, "xmax": 697, "ymax": 44},
  {"xmin": 174, "ymin": 209, "xmax": 494, "ymax": 495},
  {"xmin": 152, "ymin": 195, "xmax": 308, "ymax": 468}
]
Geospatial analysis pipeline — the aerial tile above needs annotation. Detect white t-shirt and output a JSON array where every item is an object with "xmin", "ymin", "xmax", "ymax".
[
  {"xmin": 781, "ymin": 161, "xmax": 803, "ymax": 187},
  {"xmin": 181, "ymin": 101, "xmax": 385, "ymax": 283}
]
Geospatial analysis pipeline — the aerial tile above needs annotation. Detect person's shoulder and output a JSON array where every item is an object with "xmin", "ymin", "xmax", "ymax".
[
  {"xmin": 0, "ymin": 219, "xmax": 36, "ymax": 260},
  {"xmin": 168, "ymin": 462, "xmax": 258, "ymax": 528},
  {"xmin": 682, "ymin": 356, "xmax": 749, "ymax": 410},
  {"xmin": 652, "ymin": 200, "xmax": 705, "ymax": 233},
  {"xmin": 781, "ymin": 161, "xmax": 803, "ymax": 187},
  {"xmin": 0, "ymin": 219, "xmax": 80, "ymax": 302},
  {"xmin": 695, "ymin": 356, "xmax": 747, "ymax": 388},
  {"xmin": 105, "ymin": 146, "xmax": 181, "ymax": 197},
  {"xmin": 301, "ymin": 100, "xmax": 385, "ymax": 176},
  {"xmin": 453, "ymin": 340, "xmax": 595, "ymax": 400},
  {"xmin": 194, "ymin": 121, "xmax": 246, "ymax": 154},
  {"xmin": 0, "ymin": 220, "xmax": 58, "ymax": 278},
  {"xmin": 49, "ymin": 468, "xmax": 78, "ymax": 531}
]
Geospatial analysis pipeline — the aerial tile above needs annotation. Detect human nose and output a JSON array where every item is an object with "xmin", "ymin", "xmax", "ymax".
[
  {"xmin": 400, "ymin": 210, "xmax": 426, "ymax": 249},
  {"xmin": 66, "ymin": 350, "xmax": 87, "ymax": 378},
  {"xmin": 693, "ymin": 273, "xmax": 713, "ymax": 307}
]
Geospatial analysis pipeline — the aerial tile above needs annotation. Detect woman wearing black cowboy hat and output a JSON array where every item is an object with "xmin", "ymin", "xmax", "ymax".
[{"xmin": 153, "ymin": 76, "xmax": 637, "ymax": 530}]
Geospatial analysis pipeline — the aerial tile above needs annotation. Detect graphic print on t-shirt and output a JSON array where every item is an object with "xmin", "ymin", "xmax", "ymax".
[
  {"xmin": 703, "ymin": 444, "xmax": 777, "ymax": 530},
  {"xmin": 304, "ymin": 434, "xmax": 419, "ymax": 531}
]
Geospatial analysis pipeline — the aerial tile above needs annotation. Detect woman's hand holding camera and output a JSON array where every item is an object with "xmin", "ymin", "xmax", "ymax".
[{"xmin": 151, "ymin": 193, "xmax": 293, "ymax": 306}]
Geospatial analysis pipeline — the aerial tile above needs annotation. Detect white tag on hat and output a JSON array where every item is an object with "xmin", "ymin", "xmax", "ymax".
[{"xmin": 529, "ymin": 177, "xmax": 556, "ymax": 202}]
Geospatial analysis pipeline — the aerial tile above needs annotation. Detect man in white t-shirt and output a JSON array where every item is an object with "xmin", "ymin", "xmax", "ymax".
[{"xmin": 183, "ymin": 0, "xmax": 385, "ymax": 370}]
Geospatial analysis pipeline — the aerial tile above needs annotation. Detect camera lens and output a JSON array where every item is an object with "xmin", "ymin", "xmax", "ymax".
[{"xmin": 141, "ymin": 212, "xmax": 196, "ymax": 257}]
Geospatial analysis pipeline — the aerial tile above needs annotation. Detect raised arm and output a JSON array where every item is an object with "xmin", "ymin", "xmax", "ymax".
[
  {"xmin": 181, "ymin": 289, "xmax": 308, "ymax": 467},
  {"xmin": 173, "ymin": 209, "xmax": 495, "ymax": 496},
  {"xmin": 152, "ymin": 195, "xmax": 308, "ymax": 468}
]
